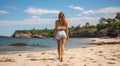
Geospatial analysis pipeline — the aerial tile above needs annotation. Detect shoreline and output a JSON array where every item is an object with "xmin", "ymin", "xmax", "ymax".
[
  {"xmin": 0, "ymin": 37, "xmax": 94, "ymax": 51},
  {"xmin": 0, "ymin": 37, "xmax": 120, "ymax": 52},
  {"xmin": 0, "ymin": 44, "xmax": 95, "ymax": 55}
]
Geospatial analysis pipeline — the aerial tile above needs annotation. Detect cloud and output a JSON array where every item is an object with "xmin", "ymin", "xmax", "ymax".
[
  {"xmin": 31, "ymin": 15, "xmax": 40, "ymax": 19},
  {"xmin": 1, "ymin": 7, "xmax": 119, "ymax": 27},
  {"xmin": 68, "ymin": 5, "xmax": 84, "ymax": 11},
  {"xmin": 68, "ymin": 17, "xmax": 99, "ymax": 26},
  {"xmin": 0, "ymin": 16, "xmax": 55, "ymax": 26},
  {"xmin": 0, "ymin": 10, "xmax": 10, "ymax": 14},
  {"xmin": 0, "ymin": 15, "xmax": 99, "ymax": 28},
  {"xmin": 81, "ymin": 10, "xmax": 95, "ymax": 15},
  {"xmin": 96, "ymin": 7, "xmax": 120, "ymax": 14},
  {"xmin": 25, "ymin": 7, "xmax": 60, "ymax": 15},
  {"xmin": 81, "ymin": 7, "xmax": 120, "ymax": 15}
]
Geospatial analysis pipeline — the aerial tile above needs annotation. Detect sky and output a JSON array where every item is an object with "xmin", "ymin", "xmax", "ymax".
[{"xmin": 0, "ymin": 0, "xmax": 120, "ymax": 36}]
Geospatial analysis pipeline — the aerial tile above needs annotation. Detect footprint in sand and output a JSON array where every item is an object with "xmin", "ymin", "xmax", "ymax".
[
  {"xmin": 69, "ymin": 57, "xmax": 75, "ymax": 59},
  {"xmin": 98, "ymin": 51, "xmax": 103, "ymax": 53},
  {"xmin": 41, "ymin": 52, "xmax": 45, "ymax": 55},
  {"xmin": 27, "ymin": 54, "xmax": 35, "ymax": 58},
  {"xmin": 0, "ymin": 57, "xmax": 15, "ymax": 62},
  {"xmin": 98, "ymin": 54, "xmax": 103, "ymax": 56},
  {"xmin": 104, "ymin": 56, "xmax": 116, "ymax": 60},
  {"xmin": 96, "ymin": 51, "xmax": 104, "ymax": 56},
  {"xmin": 107, "ymin": 61, "xmax": 115, "ymax": 64},
  {"xmin": 86, "ymin": 57, "xmax": 94, "ymax": 60},
  {"xmin": 18, "ymin": 54, "xmax": 22, "ymax": 56},
  {"xmin": 58, "ymin": 64, "xmax": 68, "ymax": 66}
]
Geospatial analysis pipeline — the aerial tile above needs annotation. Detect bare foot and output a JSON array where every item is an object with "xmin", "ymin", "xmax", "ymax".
[
  {"xmin": 60, "ymin": 57, "xmax": 63, "ymax": 62},
  {"xmin": 58, "ymin": 56, "xmax": 61, "ymax": 60}
]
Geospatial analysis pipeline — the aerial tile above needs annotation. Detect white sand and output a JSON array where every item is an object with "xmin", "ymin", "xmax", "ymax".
[
  {"xmin": 88, "ymin": 38, "xmax": 120, "ymax": 43},
  {"xmin": 0, "ymin": 38, "xmax": 120, "ymax": 66}
]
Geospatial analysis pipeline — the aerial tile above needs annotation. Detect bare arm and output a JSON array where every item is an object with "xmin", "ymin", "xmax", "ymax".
[
  {"xmin": 54, "ymin": 21, "xmax": 57, "ymax": 40},
  {"xmin": 65, "ymin": 22, "xmax": 69, "ymax": 40}
]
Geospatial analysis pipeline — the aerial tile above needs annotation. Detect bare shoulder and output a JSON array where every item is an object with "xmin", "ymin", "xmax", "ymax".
[
  {"xmin": 55, "ymin": 20, "xmax": 59, "ymax": 24},
  {"xmin": 56, "ymin": 20, "xmax": 59, "ymax": 22},
  {"xmin": 66, "ymin": 21, "xmax": 68, "ymax": 24},
  {"xmin": 65, "ymin": 19, "xmax": 68, "ymax": 24},
  {"xmin": 65, "ymin": 21, "xmax": 68, "ymax": 26}
]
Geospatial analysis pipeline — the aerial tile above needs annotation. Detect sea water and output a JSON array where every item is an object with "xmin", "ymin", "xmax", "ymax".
[{"xmin": 0, "ymin": 37, "xmax": 92, "ymax": 51}]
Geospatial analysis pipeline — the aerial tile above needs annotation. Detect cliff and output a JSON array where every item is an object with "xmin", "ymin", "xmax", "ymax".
[
  {"xmin": 69, "ymin": 28, "xmax": 120, "ymax": 38},
  {"xmin": 12, "ymin": 29, "xmax": 53, "ymax": 38}
]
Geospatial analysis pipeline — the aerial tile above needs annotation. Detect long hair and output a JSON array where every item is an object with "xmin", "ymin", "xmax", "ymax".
[{"xmin": 58, "ymin": 12, "xmax": 67, "ymax": 26}]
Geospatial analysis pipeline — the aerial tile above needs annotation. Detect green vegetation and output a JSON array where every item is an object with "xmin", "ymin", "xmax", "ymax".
[
  {"xmin": 13, "ymin": 28, "xmax": 53, "ymax": 37},
  {"xmin": 96, "ymin": 12, "xmax": 120, "ymax": 37},
  {"xmin": 13, "ymin": 12, "xmax": 120, "ymax": 38}
]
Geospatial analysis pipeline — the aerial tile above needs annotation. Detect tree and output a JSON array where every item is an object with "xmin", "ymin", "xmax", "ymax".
[
  {"xmin": 99, "ymin": 18, "xmax": 106, "ymax": 24},
  {"xmin": 85, "ymin": 22, "xmax": 90, "ymax": 28},
  {"xmin": 74, "ymin": 25, "xmax": 81, "ymax": 31},
  {"xmin": 89, "ymin": 25, "xmax": 96, "ymax": 29},
  {"xmin": 96, "ymin": 23, "xmax": 107, "ymax": 31},
  {"xmin": 112, "ymin": 21, "xmax": 120, "ymax": 28},
  {"xmin": 115, "ymin": 12, "xmax": 120, "ymax": 20},
  {"xmin": 44, "ymin": 28, "xmax": 48, "ymax": 30},
  {"xmin": 105, "ymin": 18, "xmax": 114, "ymax": 28},
  {"xmin": 71, "ymin": 26, "xmax": 74, "ymax": 29},
  {"xmin": 69, "ymin": 26, "xmax": 75, "ymax": 32}
]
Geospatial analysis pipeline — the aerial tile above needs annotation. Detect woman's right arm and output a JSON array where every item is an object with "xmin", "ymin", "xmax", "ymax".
[{"xmin": 66, "ymin": 22, "xmax": 69, "ymax": 40}]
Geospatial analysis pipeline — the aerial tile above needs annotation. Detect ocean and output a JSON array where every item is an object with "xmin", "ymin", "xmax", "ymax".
[{"xmin": 0, "ymin": 37, "xmax": 93, "ymax": 51}]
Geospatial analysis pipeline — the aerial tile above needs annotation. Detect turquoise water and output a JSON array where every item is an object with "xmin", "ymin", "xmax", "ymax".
[{"xmin": 0, "ymin": 37, "xmax": 92, "ymax": 51}]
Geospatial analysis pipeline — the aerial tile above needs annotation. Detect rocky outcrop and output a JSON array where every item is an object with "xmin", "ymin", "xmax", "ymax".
[
  {"xmin": 69, "ymin": 29, "xmax": 96, "ymax": 37},
  {"xmin": 11, "ymin": 29, "xmax": 54, "ymax": 38},
  {"xmin": 13, "ymin": 33, "xmax": 32, "ymax": 38},
  {"xmin": 7, "ymin": 43, "xmax": 27, "ymax": 46},
  {"xmin": 12, "ymin": 28, "xmax": 120, "ymax": 38},
  {"xmin": 69, "ymin": 28, "xmax": 120, "ymax": 38},
  {"xmin": 94, "ymin": 29, "xmax": 108, "ymax": 37},
  {"xmin": 12, "ymin": 31, "xmax": 46, "ymax": 38}
]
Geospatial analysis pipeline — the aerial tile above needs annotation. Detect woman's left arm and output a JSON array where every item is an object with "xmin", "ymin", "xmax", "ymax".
[{"xmin": 54, "ymin": 21, "xmax": 57, "ymax": 40}]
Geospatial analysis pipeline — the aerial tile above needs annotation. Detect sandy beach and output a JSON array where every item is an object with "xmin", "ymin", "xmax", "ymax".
[
  {"xmin": 0, "ymin": 38, "xmax": 120, "ymax": 66},
  {"xmin": 88, "ymin": 38, "xmax": 120, "ymax": 43}
]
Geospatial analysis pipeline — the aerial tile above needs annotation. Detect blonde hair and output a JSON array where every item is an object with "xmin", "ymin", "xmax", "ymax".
[{"xmin": 58, "ymin": 12, "xmax": 67, "ymax": 26}]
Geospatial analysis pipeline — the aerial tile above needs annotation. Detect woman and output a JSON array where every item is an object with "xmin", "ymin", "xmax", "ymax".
[{"xmin": 54, "ymin": 12, "xmax": 69, "ymax": 62}]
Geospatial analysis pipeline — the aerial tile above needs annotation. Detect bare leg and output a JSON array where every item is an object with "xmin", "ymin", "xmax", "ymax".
[
  {"xmin": 60, "ymin": 38, "xmax": 66, "ymax": 62},
  {"xmin": 56, "ymin": 39, "xmax": 61, "ymax": 59}
]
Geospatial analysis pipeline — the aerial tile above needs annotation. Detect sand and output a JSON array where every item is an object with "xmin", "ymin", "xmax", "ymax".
[
  {"xmin": 0, "ymin": 38, "xmax": 120, "ymax": 66},
  {"xmin": 88, "ymin": 38, "xmax": 120, "ymax": 43}
]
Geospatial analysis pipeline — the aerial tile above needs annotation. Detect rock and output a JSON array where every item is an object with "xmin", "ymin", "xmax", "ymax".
[
  {"xmin": 97, "ymin": 41, "xmax": 120, "ymax": 45},
  {"xmin": 12, "ymin": 30, "xmax": 46, "ymax": 38},
  {"xmin": 69, "ymin": 28, "xmax": 95, "ymax": 37},
  {"xmin": 95, "ymin": 29, "xmax": 108, "ymax": 37},
  {"xmin": 7, "ymin": 43, "xmax": 27, "ymax": 46},
  {"xmin": 13, "ymin": 33, "xmax": 32, "ymax": 38},
  {"xmin": 32, "ymin": 34, "xmax": 45, "ymax": 38}
]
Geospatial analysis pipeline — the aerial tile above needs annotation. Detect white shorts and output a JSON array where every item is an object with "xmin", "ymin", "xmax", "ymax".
[{"xmin": 56, "ymin": 30, "xmax": 67, "ymax": 39}]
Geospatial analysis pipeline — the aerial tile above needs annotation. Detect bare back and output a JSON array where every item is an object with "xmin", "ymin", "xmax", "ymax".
[{"xmin": 55, "ymin": 20, "xmax": 67, "ymax": 31}]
